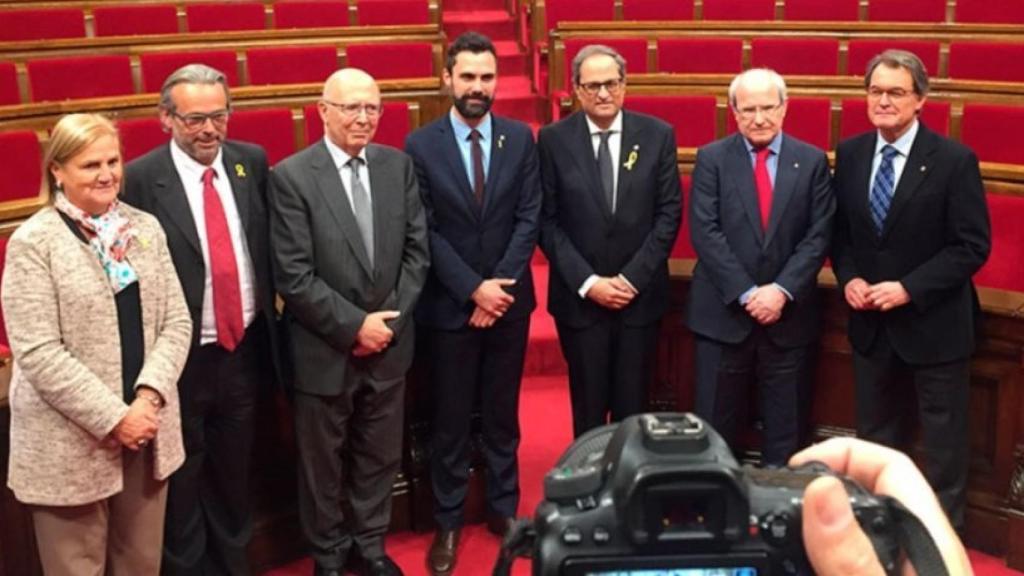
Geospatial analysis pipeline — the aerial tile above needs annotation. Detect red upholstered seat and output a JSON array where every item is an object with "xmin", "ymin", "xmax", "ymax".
[
  {"xmin": 562, "ymin": 38, "xmax": 647, "ymax": 94},
  {"xmin": 0, "ymin": 235, "xmax": 10, "ymax": 355},
  {"xmin": 303, "ymin": 101, "xmax": 410, "ymax": 150},
  {"xmin": 750, "ymin": 38, "xmax": 839, "ymax": 75},
  {"xmin": 140, "ymin": 51, "xmax": 239, "ymax": 92},
  {"xmin": 543, "ymin": 0, "xmax": 614, "ymax": 38},
  {"xmin": 671, "ymin": 175, "xmax": 695, "ymax": 259},
  {"xmin": 961, "ymin": 103, "xmax": 1024, "ymax": 166},
  {"xmin": 28, "ymin": 55, "xmax": 134, "ymax": 102},
  {"xmin": 345, "ymin": 43, "xmax": 433, "ymax": 79},
  {"xmin": 93, "ymin": 4, "xmax": 178, "ymax": 37},
  {"xmin": 229, "ymin": 108, "xmax": 295, "ymax": 165},
  {"xmin": 273, "ymin": 0, "xmax": 349, "ymax": 28},
  {"xmin": 357, "ymin": 0, "xmax": 430, "ymax": 25},
  {"xmin": 186, "ymin": 2, "xmax": 265, "ymax": 32},
  {"xmin": 955, "ymin": 0, "xmax": 1024, "ymax": 23},
  {"xmin": 247, "ymin": 46, "xmax": 337, "ymax": 85},
  {"xmin": 867, "ymin": 0, "xmax": 945, "ymax": 22},
  {"xmin": 118, "ymin": 117, "xmax": 167, "ymax": 163},
  {"xmin": 0, "ymin": 130, "xmax": 43, "ymax": 203},
  {"xmin": 0, "ymin": 8, "xmax": 85, "ymax": 41},
  {"xmin": 975, "ymin": 193, "xmax": 1024, "ymax": 291},
  {"xmin": 846, "ymin": 40, "xmax": 940, "ymax": 77},
  {"xmin": 621, "ymin": 0, "xmax": 694, "ymax": 21},
  {"xmin": 725, "ymin": 97, "xmax": 832, "ymax": 151},
  {"xmin": 839, "ymin": 98, "xmax": 950, "ymax": 139},
  {"xmin": 0, "ymin": 62, "xmax": 19, "ymax": 106},
  {"xmin": 658, "ymin": 37, "xmax": 742, "ymax": 73},
  {"xmin": 948, "ymin": 42, "xmax": 1024, "ymax": 83},
  {"xmin": 626, "ymin": 95, "xmax": 716, "ymax": 148},
  {"xmin": 785, "ymin": 0, "xmax": 858, "ymax": 21},
  {"xmin": 702, "ymin": 0, "xmax": 775, "ymax": 20}
]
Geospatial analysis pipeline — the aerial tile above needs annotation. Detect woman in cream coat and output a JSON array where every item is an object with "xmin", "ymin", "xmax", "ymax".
[{"xmin": 1, "ymin": 113, "xmax": 192, "ymax": 575}]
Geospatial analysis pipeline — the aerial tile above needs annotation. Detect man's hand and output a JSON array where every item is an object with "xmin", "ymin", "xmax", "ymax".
[
  {"xmin": 471, "ymin": 278, "xmax": 516, "ymax": 317},
  {"xmin": 468, "ymin": 306, "xmax": 499, "ymax": 329},
  {"xmin": 586, "ymin": 277, "xmax": 635, "ymax": 310},
  {"xmin": 843, "ymin": 277, "xmax": 876, "ymax": 311},
  {"xmin": 866, "ymin": 281, "xmax": 910, "ymax": 312},
  {"xmin": 354, "ymin": 310, "xmax": 400, "ymax": 356},
  {"xmin": 745, "ymin": 284, "xmax": 787, "ymax": 325},
  {"xmin": 112, "ymin": 400, "xmax": 159, "ymax": 450}
]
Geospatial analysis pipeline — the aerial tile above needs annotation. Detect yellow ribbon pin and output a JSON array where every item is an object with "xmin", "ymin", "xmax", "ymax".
[
  {"xmin": 624, "ymin": 149, "xmax": 639, "ymax": 171},
  {"xmin": 498, "ymin": 134, "xmax": 506, "ymax": 150},
  {"xmin": 235, "ymin": 164, "xmax": 247, "ymax": 178}
]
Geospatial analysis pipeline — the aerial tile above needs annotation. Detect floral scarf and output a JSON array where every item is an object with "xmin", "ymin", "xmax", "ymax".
[{"xmin": 54, "ymin": 192, "xmax": 139, "ymax": 293}]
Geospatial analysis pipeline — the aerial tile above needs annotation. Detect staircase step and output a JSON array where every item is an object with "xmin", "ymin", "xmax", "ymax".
[
  {"xmin": 443, "ymin": 10, "xmax": 518, "ymax": 42},
  {"xmin": 525, "ymin": 263, "xmax": 567, "ymax": 377},
  {"xmin": 495, "ymin": 40, "xmax": 528, "ymax": 76}
]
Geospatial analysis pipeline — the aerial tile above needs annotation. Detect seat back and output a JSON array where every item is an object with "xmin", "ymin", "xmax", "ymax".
[
  {"xmin": 230, "ymin": 108, "xmax": 296, "ymax": 165},
  {"xmin": 948, "ymin": 42, "xmax": 1024, "ymax": 83},
  {"xmin": 0, "ymin": 8, "xmax": 85, "ymax": 41},
  {"xmin": 626, "ymin": 95, "xmax": 716, "ymax": 148},
  {"xmin": 702, "ymin": 0, "xmax": 775, "ymax": 20},
  {"xmin": 657, "ymin": 37, "xmax": 742, "ymax": 73},
  {"xmin": 867, "ymin": 0, "xmax": 946, "ymax": 22},
  {"xmin": 955, "ymin": 0, "xmax": 1024, "ymax": 23},
  {"xmin": 28, "ymin": 55, "xmax": 134, "ymax": 101},
  {"xmin": 273, "ymin": 0, "xmax": 349, "ymax": 28},
  {"xmin": 544, "ymin": 0, "xmax": 614, "ymax": 35},
  {"xmin": 621, "ymin": 0, "xmax": 694, "ymax": 20},
  {"xmin": 563, "ymin": 38, "xmax": 647, "ymax": 93},
  {"xmin": 247, "ymin": 46, "xmax": 337, "ymax": 85},
  {"xmin": 119, "ymin": 117, "xmax": 167, "ymax": 163},
  {"xmin": 847, "ymin": 40, "xmax": 940, "ymax": 77},
  {"xmin": 961, "ymin": 103, "xmax": 1024, "ymax": 165},
  {"xmin": 345, "ymin": 42, "xmax": 433, "ymax": 79},
  {"xmin": 0, "ymin": 62, "xmax": 19, "ymax": 106},
  {"xmin": 139, "ymin": 51, "xmax": 240, "ymax": 92},
  {"xmin": 839, "ymin": 98, "xmax": 950, "ymax": 139},
  {"xmin": 750, "ymin": 38, "xmax": 839, "ymax": 75},
  {"xmin": 0, "ymin": 131, "xmax": 43, "ymax": 204},
  {"xmin": 785, "ymin": 0, "xmax": 858, "ymax": 21},
  {"xmin": 303, "ymin": 101, "xmax": 410, "ymax": 150},
  {"xmin": 975, "ymin": 193, "xmax": 1024, "ymax": 291},
  {"xmin": 93, "ymin": 4, "xmax": 179, "ymax": 37},
  {"xmin": 186, "ymin": 2, "xmax": 265, "ymax": 32},
  {"xmin": 356, "ymin": 0, "xmax": 430, "ymax": 25}
]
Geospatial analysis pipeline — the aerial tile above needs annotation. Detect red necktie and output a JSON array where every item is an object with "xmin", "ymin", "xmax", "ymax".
[
  {"xmin": 202, "ymin": 168, "xmax": 244, "ymax": 351},
  {"xmin": 754, "ymin": 147, "xmax": 773, "ymax": 231}
]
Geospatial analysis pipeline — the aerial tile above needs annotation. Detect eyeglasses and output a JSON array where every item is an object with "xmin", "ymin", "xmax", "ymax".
[
  {"xmin": 322, "ymin": 100, "xmax": 382, "ymax": 118},
  {"xmin": 170, "ymin": 109, "xmax": 230, "ymax": 131},
  {"xmin": 736, "ymin": 102, "xmax": 784, "ymax": 119},
  {"xmin": 867, "ymin": 87, "xmax": 914, "ymax": 100},
  {"xmin": 578, "ymin": 79, "xmax": 623, "ymax": 96}
]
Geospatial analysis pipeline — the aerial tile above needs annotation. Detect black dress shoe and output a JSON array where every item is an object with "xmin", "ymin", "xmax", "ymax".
[
  {"xmin": 486, "ymin": 514, "xmax": 516, "ymax": 537},
  {"xmin": 361, "ymin": 554, "xmax": 404, "ymax": 576},
  {"xmin": 427, "ymin": 528, "xmax": 460, "ymax": 575}
]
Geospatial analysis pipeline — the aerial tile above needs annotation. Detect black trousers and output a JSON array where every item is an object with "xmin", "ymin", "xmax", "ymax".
[
  {"xmin": 428, "ymin": 316, "xmax": 530, "ymax": 530},
  {"xmin": 853, "ymin": 333, "xmax": 970, "ymax": 529},
  {"xmin": 162, "ymin": 321, "xmax": 268, "ymax": 576},
  {"xmin": 693, "ymin": 332, "xmax": 810, "ymax": 467},
  {"xmin": 556, "ymin": 317, "xmax": 658, "ymax": 438},
  {"xmin": 293, "ymin": 374, "xmax": 405, "ymax": 570}
]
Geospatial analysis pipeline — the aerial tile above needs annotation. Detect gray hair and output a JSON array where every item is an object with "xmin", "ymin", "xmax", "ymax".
[
  {"xmin": 865, "ymin": 49, "xmax": 930, "ymax": 97},
  {"xmin": 571, "ymin": 44, "xmax": 627, "ymax": 87},
  {"xmin": 728, "ymin": 68, "xmax": 787, "ymax": 110},
  {"xmin": 158, "ymin": 64, "xmax": 231, "ymax": 112}
]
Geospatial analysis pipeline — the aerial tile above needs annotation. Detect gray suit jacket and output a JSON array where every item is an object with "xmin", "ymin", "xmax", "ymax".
[{"xmin": 269, "ymin": 141, "xmax": 429, "ymax": 395}]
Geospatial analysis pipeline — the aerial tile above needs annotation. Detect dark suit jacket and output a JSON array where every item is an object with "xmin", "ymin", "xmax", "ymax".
[
  {"xmin": 122, "ymin": 141, "xmax": 280, "ymax": 373},
  {"xmin": 686, "ymin": 132, "xmax": 835, "ymax": 347},
  {"xmin": 405, "ymin": 114, "xmax": 541, "ymax": 330},
  {"xmin": 832, "ymin": 123, "xmax": 991, "ymax": 364},
  {"xmin": 269, "ymin": 141, "xmax": 429, "ymax": 396},
  {"xmin": 537, "ymin": 110, "xmax": 681, "ymax": 329}
]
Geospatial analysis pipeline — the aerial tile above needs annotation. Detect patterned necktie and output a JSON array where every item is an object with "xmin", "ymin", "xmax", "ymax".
[
  {"xmin": 754, "ymin": 147, "xmax": 773, "ymax": 231},
  {"xmin": 347, "ymin": 157, "xmax": 374, "ymax": 267},
  {"xmin": 597, "ymin": 130, "xmax": 614, "ymax": 213},
  {"xmin": 202, "ymin": 168, "xmax": 244, "ymax": 351},
  {"xmin": 469, "ymin": 128, "xmax": 485, "ymax": 205},
  {"xmin": 869, "ymin": 145, "xmax": 899, "ymax": 236}
]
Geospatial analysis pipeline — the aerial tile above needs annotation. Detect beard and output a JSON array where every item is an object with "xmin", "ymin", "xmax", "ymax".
[{"xmin": 453, "ymin": 92, "xmax": 493, "ymax": 119}]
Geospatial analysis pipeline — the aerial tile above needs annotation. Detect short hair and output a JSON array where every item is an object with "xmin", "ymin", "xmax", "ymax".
[
  {"xmin": 728, "ymin": 68, "xmax": 787, "ymax": 110},
  {"xmin": 445, "ymin": 31, "xmax": 497, "ymax": 72},
  {"xmin": 865, "ymin": 49, "xmax": 930, "ymax": 97},
  {"xmin": 159, "ymin": 63, "xmax": 231, "ymax": 113},
  {"xmin": 571, "ymin": 44, "xmax": 627, "ymax": 87},
  {"xmin": 43, "ymin": 113, "xmax": 119, "ymax": 195}
]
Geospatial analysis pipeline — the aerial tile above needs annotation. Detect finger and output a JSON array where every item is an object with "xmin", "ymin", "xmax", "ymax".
[
  {"xmin": 494, "ymin": 278, "xmax": 517, "ymax": 286},
  {"xmin": 802, "ymin": 476, "xmax": 887, "ymax": 576},
  {"xmin": 379, "ymin": 310, "xmax": 401, "ymax": 320}
]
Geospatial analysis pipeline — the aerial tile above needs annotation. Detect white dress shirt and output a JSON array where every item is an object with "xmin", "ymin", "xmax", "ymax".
[
  {"xmin": 870, "ymin": 119, "xmax": 920, "ymax": 199},
  {"xmin": 324, "ymin": 136, "xmax": 373, "ymax": 212}
]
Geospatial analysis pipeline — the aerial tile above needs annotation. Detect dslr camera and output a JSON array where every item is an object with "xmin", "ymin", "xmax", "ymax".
[{"xmin": 529, "ymin": 413, "xmax": 904, "ymax": 576}]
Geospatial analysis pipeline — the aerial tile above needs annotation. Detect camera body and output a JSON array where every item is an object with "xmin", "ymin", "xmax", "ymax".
[{"xmin": 533, "ymin": 413, "xmax": 900, "ymax": 575}]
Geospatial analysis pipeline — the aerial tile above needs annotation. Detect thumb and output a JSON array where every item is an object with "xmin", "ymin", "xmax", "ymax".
[
  {"xmin": 494, "ymin": 278, "xmax": 517, "ymax": 286},
  {"xmin": 802, "ymin": 476, "xmax": 886, "ymax": 576},
  {"xmin": 379, "ymin": 310, "xmax": 401, "ymax": 320}
]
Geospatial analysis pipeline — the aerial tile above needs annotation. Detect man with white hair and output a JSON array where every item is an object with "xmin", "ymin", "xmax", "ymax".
[{"xmin": 687, "ymin": 68, "xmax": 835, "ymax": 466}]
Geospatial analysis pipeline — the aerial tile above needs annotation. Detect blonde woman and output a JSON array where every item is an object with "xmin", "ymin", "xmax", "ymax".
[{"xmin": 1, "ymin": 113, "xmax": 192, "ymax": 575}]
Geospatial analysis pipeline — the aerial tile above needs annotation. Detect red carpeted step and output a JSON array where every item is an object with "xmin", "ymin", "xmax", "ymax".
[
  {"xmin": 495, "ymin": 40, "xmax": 528, "ymax": 77},
  {"xmin": 443, "ymin": 10, "xmax": 518, "ymax": 42},
  {"xmin": 491, "ymin": 75, "xmax": 544, "ymax": 125},
  {"xmin": 525, "ymin": 262, "xmax": 568, "ymax": 377}
]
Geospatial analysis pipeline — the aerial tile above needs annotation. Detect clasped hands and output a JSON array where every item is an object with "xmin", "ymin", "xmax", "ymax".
[
  {"xmin": 469, "ymin": 278, "xmax": 517, "ymax": 328},
  {"xmin": 110, "ymin": 392, "xmax": 161, "ymax": 451},
  {"xmin": 844, "ymin": 278, "xmax": 910, "ymax": 312},
  {"xmin": 745, "ymin": 284, "xmax": 787, "ymax": 325},
  {"xmin": 586, "ymin": 276, "xmax": 637, "ymax": 310}
]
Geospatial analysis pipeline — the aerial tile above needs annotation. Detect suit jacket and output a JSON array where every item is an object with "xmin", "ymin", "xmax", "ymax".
[
  {"xmin": 832, "ymin": 123, "xmax": 991, "ymax": 364},
  {"xmin": 686, "ymin": 132, "xmax": 835, "ymax": 347},
  {"xmin": 3, "ymin": 206, "xmax": 191, "ymax": 505},
  {"xmin": 122, "ymin": 141, "xmax": 280, "ymax": 378},
  {"xmin": 537, "ymin": 110, "xmax": 681, "ymax": 328},
  {"xmin": 269, "ymin": 141, "xmax": 429, "ymax": 395},
  {"xmin": 405, "ymin": 114, "xmax": 541, "ymax": 330}
]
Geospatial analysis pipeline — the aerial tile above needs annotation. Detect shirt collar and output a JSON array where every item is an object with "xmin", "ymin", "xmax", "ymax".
[
  {"xmin": 449, "ymin": 108, "xmax": 492, "ymax": 143},
  {"xmin": 585, "ymin": 111, "xmax": 623, "ymax": 136},
  {"xmin": 875, "ymin": 119, "xmax": 919, "ymax": 159},
  {"xmin": 323, "ymin": 136, "xmax": 368, "ymax": 172},
  {"xmin": 743, "ymin": 131, "xmax": 784, "ymax": 156},
  {"xmin": 170, "ymin": 138, "xmax": 224, "ymax": 182}
]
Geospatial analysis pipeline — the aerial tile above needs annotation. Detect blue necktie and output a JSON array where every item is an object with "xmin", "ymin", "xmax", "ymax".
[{"xmin": 869, "ymin": 145, "xmax": 899, "ymax": 236}]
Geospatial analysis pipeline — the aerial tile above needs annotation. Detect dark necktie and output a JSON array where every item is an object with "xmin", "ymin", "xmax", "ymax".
[
  {"xmin": 597, "ymin": 130, "xmax": 614, "ymax": 213},
  {"xmin": 870, "ymin": 145, "xmax": 899, "ymax": 236},
  {"xmin": 202, "ymin": 168, "xmax": 244, "ymax": 351},
  {"xmin": 469, "ymin": 128, "xmax": 485, "ymax": 205},
  {"xmin": 347, "ymin": 157, "xmax": 374, "ymax": 267},
  {"xmin": 754, "ymin": 147, "xmax": 773, "ymax": 231}
]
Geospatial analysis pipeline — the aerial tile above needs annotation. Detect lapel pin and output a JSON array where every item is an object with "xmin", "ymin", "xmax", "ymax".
[
  {"xmin": 920, "ymin": 165, "xmax": 927, "ymax": 172},
  {"xmin": 234, "ymin": 164, "xmax": 247, "ymax": 178},
  {"xmin": 497, "ymin": 134, "xmax": 506, "ymax": 150},
  {"xmin": 624, "ymin": 145, "xmax": 640, "ymax": 171},
  {"xmin": 793, "ymin": 162, "xmax": 800, "ymax": 169}
]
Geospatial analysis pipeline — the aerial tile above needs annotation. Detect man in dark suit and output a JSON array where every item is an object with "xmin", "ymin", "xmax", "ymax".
[
  {"xmin": 405, "ymin": 32, "xmax": 541, "ymax": 575},
  {"xmin": 270, "ymin": 68, "xmax": 429, "ymax": 576},
  {"xmin": 123, "ymin": 64, "xmax": 278, "ymax": 576},
  {"xmin": 687, "ymin": 68, "xmax": 835, "ymax": 467},
  {"xmin": 833, "ymin": 50, "xmax": 990, "ymax": 528},
  {"xmin": 538, "ymin": 44, "xmax": 681, "ymax": 438}
]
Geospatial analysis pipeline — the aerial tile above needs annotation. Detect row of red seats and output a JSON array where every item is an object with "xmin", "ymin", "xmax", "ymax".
[
  {"xmin": 0, "ymin": 42, "xmax": 433, "ymax": 104},
  {"xmin": 0, "ymin": 0, "xmax": 430, "ymax": 41}
]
